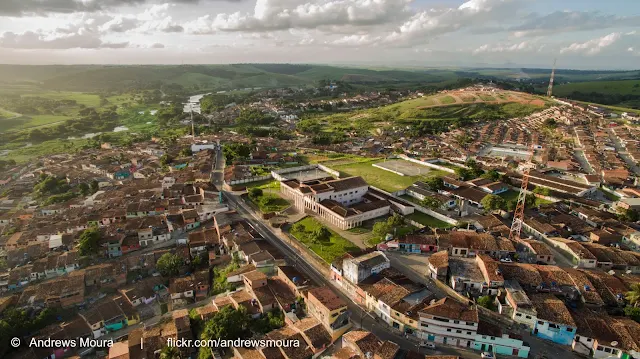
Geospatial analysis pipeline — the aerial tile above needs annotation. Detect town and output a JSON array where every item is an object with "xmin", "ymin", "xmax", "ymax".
[{"xmin": 1, "ymin": 73, "xmax": 640, "ymax": 359}]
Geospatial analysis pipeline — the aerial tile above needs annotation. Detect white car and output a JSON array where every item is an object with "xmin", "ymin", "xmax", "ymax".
[
  {"xmin": 419, "ymin": 342, "xmax": 436, "ymax": 349},
  {"xmin": 481, "ymin": 352, "xmax": 494, "ymax": 358},
  {"xmin": 500, "ymin": 258, "xmax": 513, "ymax": 263}
]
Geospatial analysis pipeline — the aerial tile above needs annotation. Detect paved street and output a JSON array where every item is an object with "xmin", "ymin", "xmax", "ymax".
[{"xmin": 607, "ymin": 128, "xmax": 640, "ymax": 175}]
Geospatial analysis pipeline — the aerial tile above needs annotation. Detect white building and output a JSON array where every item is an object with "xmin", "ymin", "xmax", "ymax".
[
  {"xmin": 418, "ymin": 298, "xmax": 479, "ymax": 348},
  {"xmin": 342, "ymin": 251, "xmax": 390, "ymax": 284},
  {"xmin": 280, "ymin": 176, "xmax": 390, "ymax": 230}
]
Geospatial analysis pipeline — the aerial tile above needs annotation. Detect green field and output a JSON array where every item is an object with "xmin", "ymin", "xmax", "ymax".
[
  {"xmin": 440, "ymin": 96, "xmax": 456, "ymax": 104},
  {"xmin": 478, "ymin": 94, "xmax": 496, "ymax": 101},
  {"xmin": 406, "ymin": 211, "xmax": 452, "ymax": 228},
  {"xmin": 22, "ymin": 91, "xmax": 101, "ymax": 107},
  {"xmin": 248, "ymin": 192, "xmax": 290, "ymax": 213},
  {"xmin": 328, "ymin": 158, "xmax": 446, "ymax": 193},
  {"xmin": 289, "ymin": 217, "xmax": 359, "ymax": 263},
  {"xmin": 552, "ymin": 80, "xmax": 640, "ymax": 96}
]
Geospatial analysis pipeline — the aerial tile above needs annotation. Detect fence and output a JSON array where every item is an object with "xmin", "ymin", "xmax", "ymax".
[
  {"xmin": 317, "ymin": 164, "xmax": 341, "ymax": 178},
  {"xmin": 227, "ymin": 174, "xmax": 272, "ymax": 185},
  {"xmin": 397, "ymin": 154, "xmax": 457, "ymax": 174}
]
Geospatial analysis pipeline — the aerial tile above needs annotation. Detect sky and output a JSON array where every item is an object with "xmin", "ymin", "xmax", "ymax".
[{"xmin": 0, "ymin": 0, "xmax": 638, "ymax": 69}]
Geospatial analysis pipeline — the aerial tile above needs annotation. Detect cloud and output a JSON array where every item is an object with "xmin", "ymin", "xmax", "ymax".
[
  {"xmin": 473, "ymin": 40, "xmax": 537, "ymax": 54},
  {"xmin": 510, "ymin": 11, "xmax": 640, "ymax": 37},
  {"xmin": 381, "ymin": 0, "xmax": 525, "ymax": 47},
  {"xmin": 150, "ymin": 42, "xmax": 165, "ymax": 48},
  {"xmin": 0, "ymin": 0, "xmax": 243, "ymax": 16},
  {"xmin": 185, "ymin": 0, "xmax": 412, "ymax": 34},
  {"xmin": 0, "ymin": 30, "xmax": 128, "ymax": 49},
  {"xmin": 560, "ymin": 32, "xmax": 621, "ymax": 55}
]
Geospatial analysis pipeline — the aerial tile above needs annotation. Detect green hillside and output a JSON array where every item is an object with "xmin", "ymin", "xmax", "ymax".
[{"xmin": 552, "ymin": 80, "xmax": 640, "ymax": 96}]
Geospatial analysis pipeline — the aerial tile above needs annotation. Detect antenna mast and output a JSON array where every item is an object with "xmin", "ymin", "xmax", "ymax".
[
  {"xmin": 509, "ymin": 153, "xmax": 534, "ymax": 242},
  {"xmin": 546, "ymin": 58, "xmax": 557, "ymax": 97}
]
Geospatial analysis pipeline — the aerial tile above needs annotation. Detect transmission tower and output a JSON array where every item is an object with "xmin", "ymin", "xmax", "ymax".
[
  {"xmin": 509, "ymin": 154, "xmax": 533, "ymax": 242},
  {"xmin": 546, "ymin": 58, "xmax": 557, "ymax": 97}
]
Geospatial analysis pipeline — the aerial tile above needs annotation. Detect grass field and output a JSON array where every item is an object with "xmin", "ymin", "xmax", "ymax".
[
  {"xmin": 22, "ymin": 91, "xmax": 102, "ymax": 107},
  {"xmin": 499, "ymin": 190, "xmax": 553, "ymax": 207},
  {"xmin": 290, "ymin": 217, "xmax": 359, "ymax": 263},
  {"xmin": 440, "ymin": 96, "xmax": 456, "ymax": 104},
  {"xmin": 478, "ymin": 94, "xmax": 496, "ymax": 101},
  {"xmin": 249, "ymin": 192, "xmax": 290, "ymax": 213},
  {"xmin": 552, "ymin": 80, "xmax": 640, "ymax": 96},
  {"xmin": 406, "ymin": 211, "xmax": 452, "ymax": 228},
  {"xmin": 328, "ymin": 158, "xmax": 446, "ymax": 193}
]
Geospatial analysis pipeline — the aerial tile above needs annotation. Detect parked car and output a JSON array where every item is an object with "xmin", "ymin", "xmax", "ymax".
[
  {"xmin": 481, "ymin": 352, "xmax": 494, "ymax": 358},
  {"xmin": 419, "ymin": 342, "xmax": 436, "ymax": 349},
  {"xmin": 500, "ymin": 258, "xmax": 513, "ymax": 263}
]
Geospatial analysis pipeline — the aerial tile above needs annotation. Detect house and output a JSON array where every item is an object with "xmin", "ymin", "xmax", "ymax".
[
  {"xmin": 530, "ymin": 293, "xmax": 577, "ymax": 346},
  {"xmin": 474, "ymin": 321, "xmax": 530, "ymax": 358},
  {"xmin": 547, "ymin": 237, "xmax": 597, "ymax": 268},
  {"xmin": 394, "ymin": 235, "xmax": 438, "ymax": 254},
  {"xmin": 522, "ymin": 240, "xmax": 555, "ymax": 264},
  {"xmin": 418, "ymin": 298, "xmax": 479, "ymax": 348},
  {"xmin": 500, "ymin": 280, "xmax": 537, "ymax": 328},
  {"xmin": 169, "ymin": 276, "xmax": 196, "ymax": 308},
  {"xmin": 80, "ymin": 298, "xmax": 129, "ymax": 338},
  {"xmin": 428, "ymin": 251, "xmax": 449, "ymax": 279},
  {"xmin": 449, "ymin": 257, "xmax": 484, "ymax": 294},
  {"xmin": 306, "ymin": 286, "xmax": 352, "ymax": 341},
  {"xmin": 342, "ymin": 251, "xmax": 390, "ymax": 284},
  {"xmin": 475, "ymin": 254, "xmax": 504, "ymax": 296}
]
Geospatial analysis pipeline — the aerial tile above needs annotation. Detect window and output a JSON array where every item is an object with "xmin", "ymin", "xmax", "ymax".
[
  {"xmin": 421, "ymin": 323, "xmax": 429, "ymax": 328},
  {"xmin": 456, "ymin": 330, "xmax": 462, "ymax": 334},
  {"xmin": 566, "ymin": 327, "xmax": 573, "ymax": 332},
  {"xmin": 467, "ymin": 332, "xmax": 472, "ymax": 335},
  {"xmin": 538, "ymin": 321, "xmax": 544, "ymax": 325},
  {"xmin": 490, "ymin": 337, "xmax": 495, "ymax": 340},
  {"xmin": 515, "ymin": 313, "xmax": 522, "ymax": 317},
  {"xmin": 395, "ymin": 312, "xmax": 400, "ymax": 317},
  {"xmin": 526, "ymin": 315, "xmax": 532, "ymax": 319},
  {"xmin": 454, "ymin": 320, "xmax": 459, "ymax": 324},
  {"xmin": 446, "ymin": 329, "xmax": 451, "ymax": 332},
  {"xmin": 597, "ymin": 346, "xmax": 604, "ymax": 351},
  {"xmin": 604, "ymin": 348, "xmax": 612, "ymax": 353}
]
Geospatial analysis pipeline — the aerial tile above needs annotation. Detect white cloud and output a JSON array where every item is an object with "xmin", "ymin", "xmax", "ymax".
[
  {"xmin": 0, "ymin": 30, "xmax": 128, "ymax": 49},
  {"xmin": 473, "ymin": 40, "xmax": 535, "ymax": 54},
  {"xmin": 185, "ymin": 0, "xmax": 412, "ymax": 34},
  {"xmin": 560, "ymin": 32, "xmax": 621, "ymax": 55},
  {"xmin": 382, "ymin": 0, "xmax": 524, "ymax": 47}
]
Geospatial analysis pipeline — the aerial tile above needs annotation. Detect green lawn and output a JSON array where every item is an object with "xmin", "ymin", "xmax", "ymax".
[
  {"xmin": 500, "ymin": 189, "xmax": 553, "ymax": 207},
  {"xmin": 478, "ymin": 94, "xmax": 496, "ymax": 101},
  {"xmin": 246, "ymin": 180, "xmax": 280, "ymax": 190},
  {"xmin": 248, "ymin": 192, "xmax": 290, "ymax": 213},
  {"xmin": 406, "ymin": 211, "xmax": 452, "ymax": 228},
  {"xmin": 290, "ymin": 217, "xmax": 359, "ymax": 263},
  {"xmin": 330, "ymin": 159, "xmax": 446, "ymax": 193},
  {"xmin": 439, "ymin": 96, "xmax": 456, "ymax": 104}
]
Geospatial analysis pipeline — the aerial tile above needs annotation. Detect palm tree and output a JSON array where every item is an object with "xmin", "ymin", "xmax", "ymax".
[
  {"xmin": 626, "ymin": 284, "xmax": 640, "ymax": 307},
  {"xmin": 159, "ymin": 345, "xmax": 181, "ymax": 359}
]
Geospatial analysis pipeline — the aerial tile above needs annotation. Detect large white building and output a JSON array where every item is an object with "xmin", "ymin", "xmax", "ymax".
[
  {"xmin": 280, "ymin": 176, "xmax": 390, "ymax": 229},
  {"xmin": 418, "ymin": 298, "xmax": 479, "ymax": 348},
  {"xmin": 342, "ymin": 251, "xmax": 390, "ymax": 284}
]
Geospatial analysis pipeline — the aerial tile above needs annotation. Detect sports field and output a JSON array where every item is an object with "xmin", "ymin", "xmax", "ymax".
[{"xmin": 373, "ymin": 159, "xmax": 434, "ymax": 177}]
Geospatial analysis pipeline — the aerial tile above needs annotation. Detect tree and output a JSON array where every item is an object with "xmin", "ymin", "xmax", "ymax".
[
  {"xmin": 77, "ymin": 227, "xmax": 101, "ymax": 256},
  {"xmin": 482, "ymin": 170, "xmax": 500, "ymax": 181},
  {"xmin": 156, "ymin": 253, "xmax": 184, "ymax": 277},
  {"xmin": 180, "ymin": 148, "xmax": 193, "ymax": 157},
  {"xmin": 455, "ymin": 167, "xmax": 472, "ymax": 181},
  {"xmin": 477, "ymin": 296, "xmax": 495, "ymax": 310},
  {"xmin": 627, "ymin": 284, "xmax": 640, "ymax": 307},
  {"xmin": 372, "ymin": 221, "xmax": 392, "ymax": 239},
  {"xmin": 90, "ymin": 180, "xmax": 99, "ymax": 193},
  {"xmin": 291, "ymin": 222, "xmax": 306, "ymax": 234},
  {"xmin": 387, "ymin": 213, "xmax": 404, "ymax": 227},
  {"xmin": 160, "ymin": 346, "xmax": 182, "ymax": 359},
  {"xmin": 618, "ymin": 208, "xmax": 640, "ymax": 222},
  {"xmin": 248, "ymin": 188, "xmax": 263, "ymax": 200},
  {"xmin": 201, "ymin": 306, "xmax": 251, "ymax": 342},
  {"xmin": 421, "ymin": 197, "xmax": 443, "ymax": 210},
  {"xmin": 311, "ymin": 227, "xmax": 331, "ymax": 244},
  {"xmin": 533, "ymin": 187, "xmax": 550, "ymax": 196},
  {"xmin": 625, "ymin": 306, "xmax": 640, "ymax": 323},
  {"xmin": 160, "ymin": 154, "xmax": 173, "ymax": 166},
  {"xmin": 424, "ymin": 176, "xmax": 444, "ymax": 191},
  {"xmin": 78, "ymin": 182, "xmax": 90, "ymax": 196},
  {"xmin": 481, "ymin": 194, "xmax": 506, "ymax": 212}
]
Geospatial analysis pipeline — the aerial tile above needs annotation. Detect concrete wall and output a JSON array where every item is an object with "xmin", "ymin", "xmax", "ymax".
[{"xmin": 397, "ymin": 155, "xmax": 457, "ymax": 174}]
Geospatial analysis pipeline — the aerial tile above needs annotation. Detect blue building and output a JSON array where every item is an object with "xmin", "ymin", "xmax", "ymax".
[
  {"xmin": 530, "ymin": 294, "xmax": 577, "ymax": 346},
  {"xmin": 474, "ymin": 321, "xmax": 530, "ymax": 358}
]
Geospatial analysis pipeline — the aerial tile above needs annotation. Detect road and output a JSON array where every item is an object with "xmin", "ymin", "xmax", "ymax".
[
  {"xmin": 213, "ymin": 143, "xmax": 579, "ymax": 358},
  {"xmin": 224, "ymin": 192, "xmax": 482, "ymax": 358}
]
